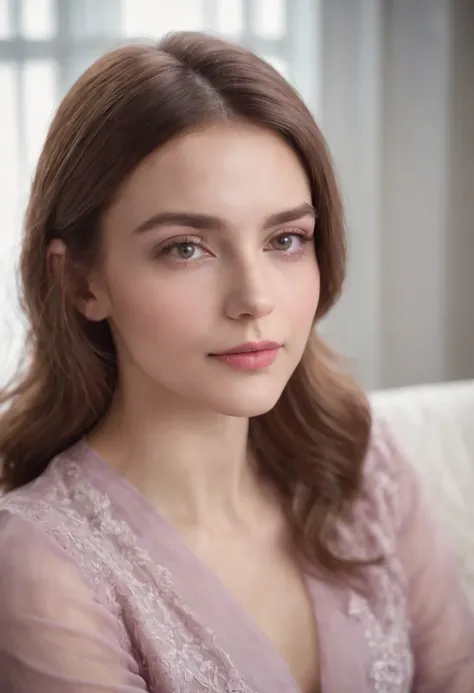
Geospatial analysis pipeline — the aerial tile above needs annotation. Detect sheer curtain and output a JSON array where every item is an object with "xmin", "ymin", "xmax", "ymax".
[{"xmin": 0, "ymin": 0, "xmax": 320, "ymax": 387}]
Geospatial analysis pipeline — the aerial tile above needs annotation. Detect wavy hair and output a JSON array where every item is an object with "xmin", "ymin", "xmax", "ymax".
[{"xmin": 0, "ymin": 32, "xmax": 372, "ymax": 580}]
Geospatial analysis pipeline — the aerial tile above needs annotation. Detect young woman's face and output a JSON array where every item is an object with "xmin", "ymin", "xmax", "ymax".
[{"xmin": 90, "ymin": 123, "xmax": 320, "ymax": 417}]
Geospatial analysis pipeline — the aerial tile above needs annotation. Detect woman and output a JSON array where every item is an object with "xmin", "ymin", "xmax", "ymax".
[{"xmin": 0, "ymin": 31, "xmax": 472, "ymax": 693}]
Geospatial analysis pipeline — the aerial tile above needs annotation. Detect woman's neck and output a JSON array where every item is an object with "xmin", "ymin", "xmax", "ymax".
[{"xmin": 87, "ymin": 382, "xmax": 264, "ymax": 529}]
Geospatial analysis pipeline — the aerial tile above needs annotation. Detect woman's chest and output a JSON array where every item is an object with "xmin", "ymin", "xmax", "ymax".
[
  {"xmin": 99, "ymin": 530, "xmax": 414, "ymax": 693},
  {"xmin": 188, "ymin": 534, "xmax": 322, "ymax": 693}
]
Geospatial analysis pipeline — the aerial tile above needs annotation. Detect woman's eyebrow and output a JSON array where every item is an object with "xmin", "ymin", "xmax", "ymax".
[{"xmin": 133, "ymin": 202, "xmax": 317, "ymax": 235}]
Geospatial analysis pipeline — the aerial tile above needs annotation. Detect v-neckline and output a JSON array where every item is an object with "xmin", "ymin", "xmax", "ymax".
[{"xmin": 73, "ymin": 440, "xmax": 329, "ymax": 693}]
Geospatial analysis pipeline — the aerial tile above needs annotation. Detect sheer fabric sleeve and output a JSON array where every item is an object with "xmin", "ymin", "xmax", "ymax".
[
  {"xmin": 0, "ymin": 511, "xmax": 148, "ymax": 692},
  {"xmin": 389, "ymin": 431, "xmax": 474, "ymax": 692}
]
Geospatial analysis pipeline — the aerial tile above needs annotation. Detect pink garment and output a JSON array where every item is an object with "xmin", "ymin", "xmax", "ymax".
[{"xmin": 0, "ymin": 424, "xmax": 473, "ymax": 692}]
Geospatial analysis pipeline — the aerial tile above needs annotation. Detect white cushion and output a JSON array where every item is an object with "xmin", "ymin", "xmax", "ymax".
[{"xmin": 370, "ymin": 380, "xmax": 474, "ymax": 605}]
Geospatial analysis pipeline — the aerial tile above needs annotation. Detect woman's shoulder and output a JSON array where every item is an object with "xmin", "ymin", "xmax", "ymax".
[
  {"xmin": 0, "ymin": 500, "xmax": 73, "ymax": 585},
  {"xmin": 0, "ymin": 441, "xmax": 152, "ymax": 599},
  {"xmin": 0, "ymin": 442, "xmax": 112, "ymax": 580},
  {"xmin": 0, "ymin": 495, "xmax": 93, "ymax": 632},
  {"xmin": 0, "ymin": 444, "xmax": 80, "ymax": 525}
]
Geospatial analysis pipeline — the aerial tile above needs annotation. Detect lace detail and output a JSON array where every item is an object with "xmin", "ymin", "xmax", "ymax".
[
  {"xmin": 340, "ymin": 423, "xmax": 414, "ymax": 692},
  {"xmin": 2, "ymin": 457, "xmax": 255, "ymax": 693}
]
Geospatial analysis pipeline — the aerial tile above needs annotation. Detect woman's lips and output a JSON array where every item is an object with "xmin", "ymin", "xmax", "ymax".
[{"xmin": 209, "ymin": 342, "xmax": 281, "ymax": 371}]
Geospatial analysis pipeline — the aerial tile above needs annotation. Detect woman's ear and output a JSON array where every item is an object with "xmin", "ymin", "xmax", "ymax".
[
  {"xmin": 47, "ymin": 238, "xmax": 67, "ymax": 277},
  {"xmin": 46, "ymin": 238, "xmax": 110, "ymax": 322}
]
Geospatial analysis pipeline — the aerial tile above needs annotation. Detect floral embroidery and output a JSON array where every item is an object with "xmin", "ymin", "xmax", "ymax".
[
  {"xmin": 2, "ymin": 457, "xmax": 255, "ymax": 693},
  {"xmin": 342, "ymin": 424, "xmax": 414, "ymax": 692}
]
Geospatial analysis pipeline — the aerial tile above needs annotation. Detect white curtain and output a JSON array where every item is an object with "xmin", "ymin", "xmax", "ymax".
[
  {"xmin": 318, "ymin": 0, "xmax": 474, "ymax": 390},
  {"xmin": 0, "ymin": 0, "xmax": 321, "ymax": 387}
]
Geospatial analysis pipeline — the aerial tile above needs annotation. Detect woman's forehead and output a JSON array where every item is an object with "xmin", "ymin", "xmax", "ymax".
[{"xmin": 104, "ymin": 123, "xmax": 312, "ymax": 234}]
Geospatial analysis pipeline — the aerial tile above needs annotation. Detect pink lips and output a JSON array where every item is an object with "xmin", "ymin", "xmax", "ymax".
[{"xmin": 210, "ymin": 341, "xmax": 281, "ymax": 371}]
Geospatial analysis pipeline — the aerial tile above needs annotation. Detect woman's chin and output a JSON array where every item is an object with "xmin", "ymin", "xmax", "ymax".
[{"xmin": 207, "ymin": 386, "xmax": 284, "ymax": 419}]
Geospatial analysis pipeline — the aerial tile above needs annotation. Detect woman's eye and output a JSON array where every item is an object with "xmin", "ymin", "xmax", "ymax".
[
  {"xmin": 164, "ymin": 242, "xmax": 206, "ymax": 260},
  {"xmin": 270, "ymin": 234, "xmax": 302, "ymax": 251}
]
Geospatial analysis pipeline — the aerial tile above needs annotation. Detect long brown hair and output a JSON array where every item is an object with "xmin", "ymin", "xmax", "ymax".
[{"xmin": 0, "ymin": 32, "xmax": 371, "ymax": 580}]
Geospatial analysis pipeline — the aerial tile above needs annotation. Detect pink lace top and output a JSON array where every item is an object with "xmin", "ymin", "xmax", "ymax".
[{"xmin": 0, "ymin": 425, "xmax": 473, "ymax": 692}]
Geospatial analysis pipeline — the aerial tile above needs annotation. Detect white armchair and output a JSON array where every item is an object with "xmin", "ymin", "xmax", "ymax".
[{"xmin": 370, "ymin": 380, "xmax": 474, "ymax": 606}]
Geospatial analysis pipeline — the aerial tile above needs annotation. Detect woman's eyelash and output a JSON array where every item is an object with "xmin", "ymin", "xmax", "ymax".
[
  {"xmin": 272, "ymin": 229, "xmax": 315, "ymax": 244},
  {"xmin": 288, "ymin": 229, "xmax": 313, "ymax": 239},
  {"xmin": 276, "ymin": 227, "xmax": 313, "ymax": 237},
  {"xmin": 158, "ymin": 236, "xmax": 205, "ymax": 254}
]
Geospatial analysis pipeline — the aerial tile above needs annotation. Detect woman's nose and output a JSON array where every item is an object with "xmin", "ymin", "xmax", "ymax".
[{"xmin": 223, "ymin": 262, "xmax": 275, "ymax": 321}]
